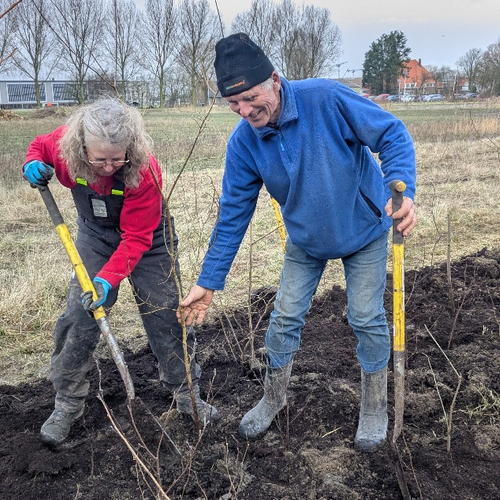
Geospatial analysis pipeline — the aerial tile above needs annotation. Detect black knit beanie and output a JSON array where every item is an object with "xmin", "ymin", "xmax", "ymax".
[{"xmin": 214, "ymin": 33, "xmax": 274, "ymax": 97}]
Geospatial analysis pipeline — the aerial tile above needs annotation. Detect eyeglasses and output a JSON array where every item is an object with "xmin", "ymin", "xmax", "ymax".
[{"xmin": 88, "ymin": 159, "xmax": 130, "ymax": 168}]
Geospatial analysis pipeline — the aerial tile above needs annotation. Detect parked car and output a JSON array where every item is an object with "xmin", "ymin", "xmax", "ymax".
[
  {"xmin": 464, "ymin": 92, "xmax": 477, "ymax": 99},
  {"xmin": 422, "ymin": 94, "xmax": 445, "ymax": 102},
  {"xmin": 386, "ymin": 95, "xmax": 401, "ymax": 102},
  {"xmin": 374, "ymin": 93, "xmax": 390, "ymax": 101},
  {"xmin": 401, "ymin": 94, "xmax": 418, "ymax": 102}
]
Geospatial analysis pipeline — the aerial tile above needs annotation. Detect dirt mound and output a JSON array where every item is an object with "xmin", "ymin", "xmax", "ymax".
[
  {"xmin": 1, "ymin": 249, "xmax": 499, "ymax": 499},
  {"xmin": 0, "ymin": 109, "xmax": 22, "ymax": 121},
  {"xmin": 30, "ymin": 107, "xmax": 69, "ymax": 119}
]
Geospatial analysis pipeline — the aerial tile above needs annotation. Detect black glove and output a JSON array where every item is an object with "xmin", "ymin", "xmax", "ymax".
[{"xmin": 81, "ymin": 278, "xmax": 112, "ymax": 312}]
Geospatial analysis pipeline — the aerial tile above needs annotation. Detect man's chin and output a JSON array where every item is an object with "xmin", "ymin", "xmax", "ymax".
[{"xmin": 245, "ymin": 115, "xmax": 268, "ymax": 128}]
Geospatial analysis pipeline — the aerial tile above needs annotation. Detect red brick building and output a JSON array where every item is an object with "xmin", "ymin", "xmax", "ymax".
[{"xmin": 399, "ymin": 59, "xmax": 440, "ymax": 96}]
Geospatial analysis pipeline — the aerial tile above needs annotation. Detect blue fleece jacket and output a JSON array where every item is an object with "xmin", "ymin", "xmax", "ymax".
[{"xmin": 197, "ymin": 77, "xmax": 416, "ymax": 290}]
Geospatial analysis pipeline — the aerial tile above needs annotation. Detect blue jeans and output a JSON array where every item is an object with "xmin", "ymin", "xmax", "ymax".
[{"xmin": 266, "ymin": 234, "xmax": 390, "ymax": 373}]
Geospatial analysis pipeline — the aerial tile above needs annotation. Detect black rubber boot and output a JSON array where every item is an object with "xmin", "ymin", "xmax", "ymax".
[
  {"xmin": 40, "ymin": 395, "xmax": 85, "ymax": 446},
  {"xmin": 238, "ymin": 362, "xmax": 293, "ymax": 439},
  {"xmin": 354, "ymin": 366, "xmax": 388, "ymax": 452},
  {"xmin": 175, "ymin": 381, "xmax": 219, "ymax": 425}
]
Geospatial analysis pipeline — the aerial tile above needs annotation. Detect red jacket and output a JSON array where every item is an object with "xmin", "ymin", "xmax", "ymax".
[{"xmin": 25, "ymin": 126, "xmax": 163, "ymax": 288}]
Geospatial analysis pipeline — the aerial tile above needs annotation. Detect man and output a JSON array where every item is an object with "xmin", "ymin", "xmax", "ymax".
[
  {"xmin": 23, "ymin": 98, "xmax": 217, "ymax": 447},
  {"xmin": 179, "ymin": 33, "xmax": 416, "ymax": 452}
]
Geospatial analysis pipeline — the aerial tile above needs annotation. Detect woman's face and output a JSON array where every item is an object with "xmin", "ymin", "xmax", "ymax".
[{"xmin": 86, "ymin": 143, "xmax": 128, "ymax": 177}]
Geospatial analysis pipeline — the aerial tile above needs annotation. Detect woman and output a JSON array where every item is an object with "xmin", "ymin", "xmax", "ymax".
[{"xmin": 23, "ymin": 98, "xmax": 217, "ymax": 447}]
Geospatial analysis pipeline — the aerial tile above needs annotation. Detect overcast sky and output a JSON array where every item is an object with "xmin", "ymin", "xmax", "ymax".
[{"xmin": 136, "ymin": 0, "xmax": 500, "ymax": 76}]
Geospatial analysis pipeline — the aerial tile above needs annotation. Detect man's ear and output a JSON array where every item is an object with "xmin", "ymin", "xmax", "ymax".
[{"xmin": 272, "ymin": 71, "xmax": 281, "ymax": 88}]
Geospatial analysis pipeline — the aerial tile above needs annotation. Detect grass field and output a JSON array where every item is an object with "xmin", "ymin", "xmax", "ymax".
[{"xmin": 1, "ymin": 99, "xmax": 499, "ymax": 385}]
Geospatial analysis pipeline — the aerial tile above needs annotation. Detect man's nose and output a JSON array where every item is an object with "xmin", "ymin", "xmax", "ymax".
[{"xmin": 238, "ymin": 102, "xmax": 252, "ymax": 117}]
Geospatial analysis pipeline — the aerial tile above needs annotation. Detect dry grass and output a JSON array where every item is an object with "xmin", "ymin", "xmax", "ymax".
[{"xmin": 1, "ymin": 100, "xmax": 499, "ymax": 385}]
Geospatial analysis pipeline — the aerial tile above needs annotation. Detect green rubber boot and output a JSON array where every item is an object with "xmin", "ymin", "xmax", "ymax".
[
  {"xmin": 239, "ymin": 362, "xmax": 293, "ymax": 439},
  {"xmin": 354, "ymin": 366, "xmax": 388, "ymax": 452}
]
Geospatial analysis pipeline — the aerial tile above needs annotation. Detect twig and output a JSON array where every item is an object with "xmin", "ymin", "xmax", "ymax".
[
  {"xmin": 220, "ymin": 311, "xmax": 245, "ymax": 362},
  {"xmin": 247, "ymin": 221, "xmax": 256, "ymax": 366},
  {"xmin": 447, "ymin": 262, "xmax": 471, "ymax": 349},
  {"xmin": 446, "ymin": 212, "xmax": 455, "ymax": 313},
  {"xmin": 486, "ymin": 285, "xmax": 500, "ymax": 335},
  {"xmin": 402, "ymin": 432, "xmax": 423, "ymax": 499},
  {"xmin": 424, "ymin": 326, "xmax": 463, "ymax": 454},
  {"xmin": 0, "ymin": 48, "xmax": 17, "ymax": 67},
  {"xmin": 0, "ymin": 0, "xmax": 22, "ymax": 21},
  {"xmin": 94, "ymin": 360, "xmax": 171, "ymax": 499},
  {"xmin": 131, "ymin": 400, "xmax": 182, "ymax": 458},
  {"xmin": 147, "ymin": 94, "xmax": 220, "ymax": 433}
]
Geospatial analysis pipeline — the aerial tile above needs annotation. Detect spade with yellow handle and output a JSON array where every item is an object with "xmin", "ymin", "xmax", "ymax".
[
  {"xmin": 389, "ymin": 179, "xmax": 406, "ymax": 442},
  {"xmin": 388, "ymin": 180, "xmax": 411, "ymax": 500},
  {"xmin": 270, "ymin": 197, "xmax": 286, "ymax": 252},
  {"xmin": 37, "ymin": 185, "xmax": 135, "ymax": 401}
]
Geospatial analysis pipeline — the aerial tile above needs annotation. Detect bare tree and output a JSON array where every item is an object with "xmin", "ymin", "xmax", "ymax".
[
  {"xmin": 104, "ymin": 0, "xmax": 143, "ymax": 100},
  {"xmin": 271, "ymin": 0, "xmax": 342, "ymax": 80},
  {"xmin": 271, "ymin": 0, "xmax": 300, "ymax": 78},
  {"xmin": 142, "ymin": 0, "xmax": 176, "ymax": 107},
  {"xmin": 231, "ymin": 0, "xmax": 276, "ymax": 57},
  {"xmin": 176, "ymin": 0, "xmax": 219, "ymax": 106},
  {"xmin": 11, "ymin": 0, "xmax": 59, "ymax": 107},
  {"xmin": 287, "ymin": 4, "xmax": 341, "ymax": 79},
  {"xmin": 163, "ymin": 64, "xmax": 190, "ymax": 105},
  {"xmin": 479, "ymin": 37, "xmax": 500, "ymax": 97},
  {"xmin": 456, "ymin": 48, "xmax": 483, "ymax": 93},
  {"xmin": 51, "ymin": 0, "xmax": 105, "ymax": 104},
  {"xmin": 0, "ymin": 0, "xmax": 20, "ymax": 72},
  {"xmin": 427, "ymin": 65, "xmax": 457, "ymax": 97}
]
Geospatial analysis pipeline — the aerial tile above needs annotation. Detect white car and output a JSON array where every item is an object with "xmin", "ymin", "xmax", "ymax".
[{"xmin": 422, "ymin": 94, "xmax": 445, "ymax": 102}]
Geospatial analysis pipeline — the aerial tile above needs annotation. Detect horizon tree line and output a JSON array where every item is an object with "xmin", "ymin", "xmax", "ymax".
[{"xmin": 1, "ymin": 0, "xmax": 499, "ymax": 107}]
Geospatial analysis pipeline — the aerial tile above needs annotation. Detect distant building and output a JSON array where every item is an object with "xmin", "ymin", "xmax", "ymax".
[
  {"xmin": 0, "ymin": 80, "xmax": 82, "ymax": 109},
  {"xmin": 399, "ymin": 59, "xmax": 441, "ymax": 96},
  {"xmin": 0, "ymin": 79, "xmax": 152, "ymax": 109}
]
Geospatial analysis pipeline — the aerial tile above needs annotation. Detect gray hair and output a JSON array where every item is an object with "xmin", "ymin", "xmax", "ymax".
[
  {"xmin": 58, "ymin": 98, "xmax": 153, "ymax": 188},
  {"xmin": 260, "ymin": 77, "xmax": 274, "ymax": 91}
]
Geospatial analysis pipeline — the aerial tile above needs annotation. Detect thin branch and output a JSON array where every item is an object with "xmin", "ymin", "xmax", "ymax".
[
  {"xmin": 424, "ymin": 326, "xmax": 463, "ymax": 454},
  {"xmin": 0, "ymin": 0, "xmax": 22, "ymax": 21}
]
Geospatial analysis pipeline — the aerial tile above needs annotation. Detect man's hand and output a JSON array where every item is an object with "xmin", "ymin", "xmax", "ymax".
[
  {"xmin": 177, "ymin": 285, "xmax": 214, "ymax": 326},
  {"xmin": 81, "ymin": 277, "xmax": 112, "ymax": 312},
  {"xmin": 385, "ymin": 196, "xmax": 416, "ymax": 237},
  {"xmin": 23, "ymin": 160, "xmax": 54, "ymax": 187}
]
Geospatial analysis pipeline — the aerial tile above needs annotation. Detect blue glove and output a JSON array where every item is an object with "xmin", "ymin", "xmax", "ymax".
[
  {"xmin": 23, "ymin": 160, "xmax": 54, "ymax": 187},
  {"xmin": 81, "ymin": 277, "xmax": 112, "ymax": 312}
]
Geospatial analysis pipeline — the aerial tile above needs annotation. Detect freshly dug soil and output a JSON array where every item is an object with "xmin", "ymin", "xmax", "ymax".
[{"xmin": 1, "ymin": 248, "xmax": 499, "ymax": 500}]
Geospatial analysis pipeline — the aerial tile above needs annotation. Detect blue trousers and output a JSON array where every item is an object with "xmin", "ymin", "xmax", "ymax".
[{"xmin": 266, "ymin": 234, "xmax": 390, "ymax": 373}]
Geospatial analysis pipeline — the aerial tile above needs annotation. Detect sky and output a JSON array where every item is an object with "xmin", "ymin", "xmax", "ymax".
[{"xmin": 136, "ymin": 0, "xmax": 500, "ymax": 77}]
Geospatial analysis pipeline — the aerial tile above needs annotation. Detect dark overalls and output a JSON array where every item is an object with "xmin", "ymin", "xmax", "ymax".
[{"xmin": 50, "ymin": 178, "xmax": 196, "ymax": 411}]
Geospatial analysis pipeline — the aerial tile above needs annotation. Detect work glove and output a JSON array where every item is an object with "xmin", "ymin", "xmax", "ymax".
[
  {"xmin": 81, "ymin": 277, "xmax": 112, "ymax": 312},
  {"xmin": 23, "ymin": 160, "xmax": 54, "ymax": 187}
]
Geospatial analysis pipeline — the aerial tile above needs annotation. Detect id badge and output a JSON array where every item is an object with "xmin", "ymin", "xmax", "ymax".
[{"xmin": 91, "ymin": 198, "xmax": 108, "ymax": 218}]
